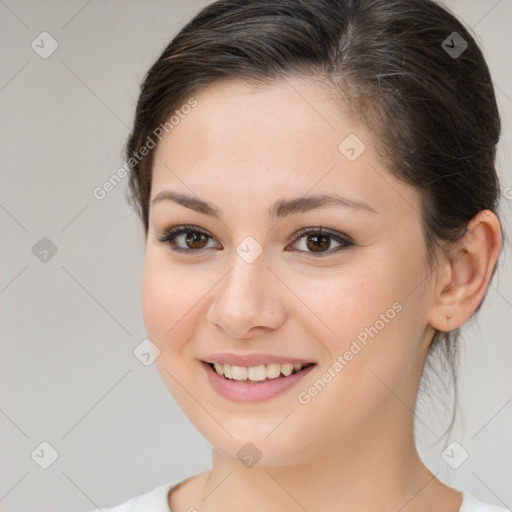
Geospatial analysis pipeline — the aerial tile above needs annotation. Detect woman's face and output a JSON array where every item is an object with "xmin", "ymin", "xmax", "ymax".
[{"xmin": 142, "ymin": 77, "xmax": 439, "ymax": 466}]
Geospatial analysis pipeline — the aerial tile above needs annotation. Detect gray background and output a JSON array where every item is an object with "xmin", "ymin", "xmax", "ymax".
[{"xmin": 0, "ymin": 1, "xmax": 511, "ymax": 511}]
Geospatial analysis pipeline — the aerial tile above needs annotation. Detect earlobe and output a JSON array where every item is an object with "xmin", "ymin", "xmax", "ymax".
[{"xmin": 428, "ymin": 210, "xmax": 502, "ymax": 332}]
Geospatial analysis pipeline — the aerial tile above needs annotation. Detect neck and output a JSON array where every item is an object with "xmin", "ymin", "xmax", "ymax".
[{"xmin": 199, "ymin": 410, "xmax": 446, "ymax": 512}]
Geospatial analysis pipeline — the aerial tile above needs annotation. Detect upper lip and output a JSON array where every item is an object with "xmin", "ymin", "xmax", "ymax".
[{"xmin": 202, "ymin": 353, "xmax": 316, "ymax": 366}]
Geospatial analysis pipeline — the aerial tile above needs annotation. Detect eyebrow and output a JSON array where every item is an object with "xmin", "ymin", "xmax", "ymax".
[{"xmin": 151, "ymin": 190, "xmax": 377, "ymax": 219}]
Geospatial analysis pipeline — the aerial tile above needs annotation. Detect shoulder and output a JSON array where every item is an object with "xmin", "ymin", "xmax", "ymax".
[
  {"xmin": 83, "ymin": 481, "xmax": 177, "ymax": 512},
  {"xmin": 459, "ymin": 492, "xmax": 510, "ymax": 512}
]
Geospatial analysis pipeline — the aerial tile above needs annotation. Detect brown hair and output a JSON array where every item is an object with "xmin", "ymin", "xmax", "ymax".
[{"xmin": 125, "ymin": 0, "xmax": 504, "ymax": 435}]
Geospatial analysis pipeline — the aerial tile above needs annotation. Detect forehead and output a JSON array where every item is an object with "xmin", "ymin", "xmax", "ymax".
[{"xmin": 150, "ymin": 77, "xmax": 421, "ymax": 223}]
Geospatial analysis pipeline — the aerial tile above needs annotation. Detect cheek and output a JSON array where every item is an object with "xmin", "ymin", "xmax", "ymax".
[
  {"xmin": 140, "ymin": 254, "xmax": 195, "ymax": 353},
  {"xmin": 140, "ymin": 256, "xmax": 200, "ymax": 403},
  {"xmin": 332, "ymin": 275, "xmax": 429, "ymax": 409},
  {"xmin": 310, "ymin": 245, "xmax": 429, "ymax": 379},
  {"xmin": 140, "ymin": 251, "xmax": 220, "ymax": 365},
  {"xmin": 298, "ymin": 257, "xmax": 402, "ymax": 347},
  {"xmin": 141, "ymin": 261, "xmax": 173, "ymax": 342}
]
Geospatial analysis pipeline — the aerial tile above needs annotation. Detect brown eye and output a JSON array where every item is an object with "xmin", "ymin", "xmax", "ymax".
[
  {"xmin": 305, "ymin": 233, "xmax": 331, "ymax": 252},
  {"xmin": 184, "ymin": 231, "xmax": 209, "ymax": 250},
  {"xmin": 288, "ymin": 227, "xmax": 354, "ymax": 256},
  {"xmin": 156, "ymin": 225, "xmax": 219, "ymax": 253}
]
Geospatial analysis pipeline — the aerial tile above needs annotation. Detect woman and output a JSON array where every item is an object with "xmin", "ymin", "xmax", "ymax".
[{"xmin": 88, "ymin": 0, "xmax": 508, "ymax": 510}]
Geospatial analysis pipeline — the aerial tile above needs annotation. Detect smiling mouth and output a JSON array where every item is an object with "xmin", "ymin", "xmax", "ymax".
[{"xmin": 205, "ymin": 361, "xmax": 315, "ymax": 383}]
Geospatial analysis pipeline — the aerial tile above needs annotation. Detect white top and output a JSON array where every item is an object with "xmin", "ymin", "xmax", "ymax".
[{"xmin": 84, "ymin": 479, "xmax": 511, "ymax": 512}]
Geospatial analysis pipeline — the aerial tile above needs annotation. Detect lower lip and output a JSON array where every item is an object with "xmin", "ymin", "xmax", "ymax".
[{"xmin": 202, "ymin": 361, "xmax": 316, "ymax": 402}]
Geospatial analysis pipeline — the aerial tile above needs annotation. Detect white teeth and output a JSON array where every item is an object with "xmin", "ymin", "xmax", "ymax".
[
  {"xmin": 248, "ymin": 365, "xmax": 267, "ymax": 381},
  {"xmin": 280, "ymin": 363, "xmax": 294, "ymax": 376},
  {"xmin": 266, "ymin": 364, "xmax": 281, "ymax": 379},
  {"xmin": 231, "ymin": 365, "xmax": 248, "ymax": 381},
  {"xmin": 211, "ymin": 362, "xmax": 307, "ymax": 381}
]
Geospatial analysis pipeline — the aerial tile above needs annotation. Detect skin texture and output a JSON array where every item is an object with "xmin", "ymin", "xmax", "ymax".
[{"xmin": 140, "ymin": 77, "xmax": 502, "ymax": 512}]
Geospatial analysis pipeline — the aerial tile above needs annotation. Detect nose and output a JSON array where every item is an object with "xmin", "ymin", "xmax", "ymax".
[{"xmin": 206, "ymin": 250, "xmax": 286, "ymax": 339}]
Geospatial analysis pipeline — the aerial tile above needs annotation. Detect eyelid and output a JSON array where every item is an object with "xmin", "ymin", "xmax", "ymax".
[
  {"xmin": 155, "ymin": 224, "xmax": 219, "ymax": 251},
  {"xmin": 285, "ymin": 226, "xmax": 354, "ymax": 257},
  {"xmin": 156, "ymin": 224, "xmax": 211, "ymax": 241},
  {"xmin": 288, "ymin": 226, "xmax": 355, "ymax": 245}
]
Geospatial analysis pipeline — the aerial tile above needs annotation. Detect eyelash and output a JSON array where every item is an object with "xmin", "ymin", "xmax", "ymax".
[{"xmin": 155, "ymin": 224, "xmax": 354, "ymax": 257}]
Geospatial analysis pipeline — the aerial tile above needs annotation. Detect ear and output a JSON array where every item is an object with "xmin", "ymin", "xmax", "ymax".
[{"xmin": 428, "ymin": 210, "xmax": 502, "ymax": 332}]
